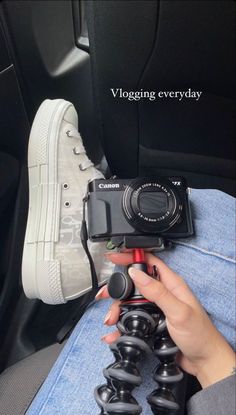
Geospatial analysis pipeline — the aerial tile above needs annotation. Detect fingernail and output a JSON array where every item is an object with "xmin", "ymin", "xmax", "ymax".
[
  {"xmin": 128, "ymin": 267, "xmax": 152, "ymax": 286},
  {"xmin": 95, "ymin": 285, "xmax": 106, "ymax": 300},
  {"xmin": 104, "ymin": 311, "xmax": 111, "ymax": 325},
  {"xmin": 101, "ymin": 335, "xmax": 107, "ymax": 342}
]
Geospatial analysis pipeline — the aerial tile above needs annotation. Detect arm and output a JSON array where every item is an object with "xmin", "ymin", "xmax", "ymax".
[
  {"xmin": 96, "ymin": 252, "xmax": 236, "ymax": 414},
  {"xmin": 187, "ymin": 374, "xmax": 236, "ymax": 415}
]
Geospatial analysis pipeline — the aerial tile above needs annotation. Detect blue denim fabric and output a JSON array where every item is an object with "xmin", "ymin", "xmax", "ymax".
[{"xmin": 27, "ymin": 189, "xmax": 236, "ymax": 415}]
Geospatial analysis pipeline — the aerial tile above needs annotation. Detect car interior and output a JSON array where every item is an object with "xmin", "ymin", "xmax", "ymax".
[{"xmin": 0, "ymin": 0, "xmax": 235, "ymax": 413}]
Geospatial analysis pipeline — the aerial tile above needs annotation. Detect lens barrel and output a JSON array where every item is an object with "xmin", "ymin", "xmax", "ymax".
[{"xmin": 122, "ymin": 178, "xmax": 182, "ymax": 233}]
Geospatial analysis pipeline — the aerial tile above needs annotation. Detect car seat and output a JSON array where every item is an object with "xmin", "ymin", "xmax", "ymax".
[{"xmin": 86, "ymin": 0, "xmax": 236, "ymax": 196}]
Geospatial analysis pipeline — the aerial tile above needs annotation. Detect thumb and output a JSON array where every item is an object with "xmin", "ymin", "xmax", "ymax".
[{"xmin": 128, "ymin": 267, "xmax": 186, "ymax": 321}]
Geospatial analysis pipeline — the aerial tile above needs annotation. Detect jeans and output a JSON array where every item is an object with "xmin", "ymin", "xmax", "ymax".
[{"xmin": 27, "ymin": 189, "xmax": 236, "ymax": 415}]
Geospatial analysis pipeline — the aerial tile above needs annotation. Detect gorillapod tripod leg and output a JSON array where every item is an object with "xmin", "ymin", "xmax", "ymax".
[
  {"xmin": 147, "ymin": 311, "xmax": 184, "ymax": 414},
  {"xmin": 94, "ymin": 248, "xmax": 184, "ymax": 415}
]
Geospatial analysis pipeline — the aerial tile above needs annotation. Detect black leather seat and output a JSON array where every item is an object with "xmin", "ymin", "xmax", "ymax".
[{"xmin": 86, "ymin": 0, "xmax": 236, "ymax": 196}]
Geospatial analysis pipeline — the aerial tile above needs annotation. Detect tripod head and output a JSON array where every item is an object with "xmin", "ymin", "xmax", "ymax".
[
  {"xmin": 108, "ymin": 248, "xmax": 161, "ymax": 303},
  {"xmin": 107, "ymin": 248, "xmax": 150, "ymax": 301}
]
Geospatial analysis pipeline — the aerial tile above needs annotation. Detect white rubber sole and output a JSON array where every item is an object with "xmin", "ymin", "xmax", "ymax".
[{"xmin": 22, "ymin": 99, "xmax": 74, "ymax": 304}]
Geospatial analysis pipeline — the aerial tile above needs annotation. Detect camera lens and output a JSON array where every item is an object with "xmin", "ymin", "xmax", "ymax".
[
  {"xmin": 122, "ymin": 178, "xmax": 182, "ymax": 233},
  {"xmin": 139, "ymin": 191, "xmax": 168, "ymax": 216}
]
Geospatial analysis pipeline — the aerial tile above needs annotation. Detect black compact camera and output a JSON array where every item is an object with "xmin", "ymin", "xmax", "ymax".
[{"xmin": 87, "ymin": 177, "xmax": 193, "ymax": 248}]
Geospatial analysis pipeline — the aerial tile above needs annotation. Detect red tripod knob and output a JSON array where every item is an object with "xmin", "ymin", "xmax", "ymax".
[{"xmin": 133, "ymin": 248, "xmax": 145, "ymax": 263}]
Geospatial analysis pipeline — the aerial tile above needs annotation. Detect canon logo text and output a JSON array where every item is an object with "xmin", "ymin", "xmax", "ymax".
[{"xmin": 98, "ymin": 183, "xmax": 120, "ymax": 189}]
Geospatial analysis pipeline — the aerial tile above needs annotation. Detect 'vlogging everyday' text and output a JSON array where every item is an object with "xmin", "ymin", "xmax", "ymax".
[{"xmin": 110, "ymin": 88, "xmax": 202, "ymax": 101}]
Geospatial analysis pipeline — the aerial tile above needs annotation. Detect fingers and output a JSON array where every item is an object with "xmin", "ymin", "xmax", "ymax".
[
  {"xmin": 105, "ymin": 252, "xmax": 134, "ymax": 265},
  {"xmin": 147, "ymin": 254, "xmax": 187, "ymax": 299},
  {"xmin": 101, "ymin": 330, "xmax": 120, "ymax": 344},
  {"xmin": 106, "ymin": 252, "xmax": 196, "ymax": 305},
  {"xmin": 128, "ymin": 267, "xmax": 190, "ymax": 324},
  {"xmin": 106, "ymin": 252, "xmax": 179, "ymax": 286},
  {"xmin": 146, "ymin": 254, "xmax": 199, "ymax": 306},
  {"xmin": 95, "ymin": 285, "xmax": 109, "ymax": 300},
  {"xmin": 104, "ymin": 301, "xmax": 121, "ymax": 326},
  {"xmin": 97, "ymin": 253, "xmax": 198, "ymax": 333}
]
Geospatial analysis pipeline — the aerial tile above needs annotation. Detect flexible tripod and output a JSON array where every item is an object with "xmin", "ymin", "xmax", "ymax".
[{"xmin": 95, "ymin": 248, "xmax": 184, "ymax": 415}]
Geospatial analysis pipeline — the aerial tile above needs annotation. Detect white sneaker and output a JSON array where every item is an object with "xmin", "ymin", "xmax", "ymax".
[{"xmin": 22, "ymin": 99, "xmax": 112, "ymax": 304}]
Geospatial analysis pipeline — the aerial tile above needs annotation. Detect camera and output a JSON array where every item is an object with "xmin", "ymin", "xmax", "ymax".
[{"xmin": 87, "ymin": 177, "xmax": 193, "ymax": 248}]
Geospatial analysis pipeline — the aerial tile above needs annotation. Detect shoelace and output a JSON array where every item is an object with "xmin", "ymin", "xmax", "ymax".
[{"xmin": 66, "ymin": 129, "xmax": 94, "ymax": 171}]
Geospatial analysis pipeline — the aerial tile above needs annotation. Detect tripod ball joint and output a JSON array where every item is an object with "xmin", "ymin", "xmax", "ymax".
[
  {"xmin": 108, "ymin": 263, "xmax": 148, "ymax": 301},
  {"xmin": 108, "ymin": 271, "xmax": 134, "ymax": 300}
]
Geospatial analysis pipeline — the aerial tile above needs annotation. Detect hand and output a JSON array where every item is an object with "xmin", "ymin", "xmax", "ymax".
[{"xmin": 96, "ymin": 252, "xmax": 236, "ymax": 389}]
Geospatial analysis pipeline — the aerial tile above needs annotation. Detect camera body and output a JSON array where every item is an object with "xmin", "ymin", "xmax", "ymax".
[{"xmin": 87, "ymin": 177, "xmax": 193, "ymax": 247}]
